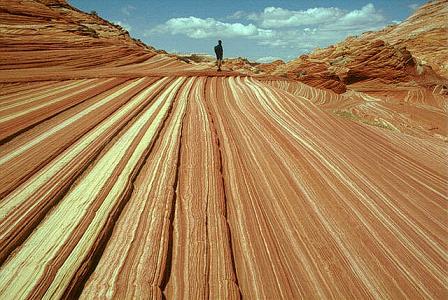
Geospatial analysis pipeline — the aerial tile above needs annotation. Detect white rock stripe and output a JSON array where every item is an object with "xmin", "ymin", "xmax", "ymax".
[
  {"xmin": 0, "ymin": 78, "xmax": 144, "ymax": 165},
  {"xmin": 0, "ymin": 77, "xmax": 169, "ymax": 237},
  {"xmin": 0, "ymin": 77, "xmax": 185, "ymax": 299},
  {"xmin": 0, "ymin": 79, "xmax": 114, "ymax": 122},
  {"xmin": 80, "ymin": 77, "xmax": 192, "ymax": 299},
  {"xmin": 0, "ymin": 80, "xmax": 78, "ymax": 104},
  {"xmin": 0, "ymin": 79, "xmax": 94, "ymax": 111},
  {"xmin": 244, "ymin": 77, "xmax": 447, "ymax": 298},
  {"xmin": 0, "ymin": 75, "xmax": 445, "ymax": 300}
]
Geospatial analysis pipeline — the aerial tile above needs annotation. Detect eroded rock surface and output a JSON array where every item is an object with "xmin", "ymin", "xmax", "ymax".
[
  {"xmin": 0, "ymin": 1, "xmax": 447, "ymax": 299},
  {"xmin": 367, "ymin": 0, "xmax": 448, "ymax": 78},
  {"xmin": 269, "ymin": 0, "xmax": 447, "ymax": 93},
  {"xmin": 260, "ymin": 1, "xmax": 447, "ymax": 141}
]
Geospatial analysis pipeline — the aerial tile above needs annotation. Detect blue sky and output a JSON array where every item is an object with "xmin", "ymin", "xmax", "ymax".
[{"xmin": 68, "ymin": 0, "xmax": 427, "ymax": 62}]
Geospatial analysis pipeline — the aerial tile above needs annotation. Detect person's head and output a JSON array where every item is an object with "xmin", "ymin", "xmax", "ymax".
[{"xmin": 218, "ymin": 40, "xmax": 222, "ymax": 45}]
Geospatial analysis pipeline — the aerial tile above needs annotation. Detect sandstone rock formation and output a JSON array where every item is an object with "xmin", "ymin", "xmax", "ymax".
[
  {"xmin": 365, "ymin": 0, "xmax": 448, "ymax": 78},
  {"xmin": 261, "ymin": 0, "xmax": 447, "ymax": 141},
  {"xmin": 269, "ymin": 0, "xmax": 447, "ymax": 93},
  {"xmin": 271, "ymin": 35, "xmax": 442, "ymax": 93},
  {"xmin": 0, "ymin": 0, "xmax": 207, "ymax": 83},
  {"xmin": 263, "ymin": 78, "xmax": 448, "ymax": 140},
  {"xmin": 256, "ymin": 59, "xmax": 286, "ymax": 74},
  {"xmin": 176, "ymin": 54, "xmax": 284, "ymax": 75},
  {"xmin": 0, "ymin": 1, "xmax": 447, "ymax": 299}
]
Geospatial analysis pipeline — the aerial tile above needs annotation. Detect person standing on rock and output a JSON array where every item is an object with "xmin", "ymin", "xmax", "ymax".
[{"xmin": 214, "ymin": 40, "xmax": 223, "ymax": 71}]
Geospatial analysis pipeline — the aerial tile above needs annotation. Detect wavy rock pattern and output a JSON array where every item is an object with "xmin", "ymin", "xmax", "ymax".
[
  {"xmin": 266, "ymin": 0, "xmax": 447, "ymax": 93},
  {"xmin": 1, "ymin": 76, "xmax": 447, "ymax": 299},
  {"xmin": 265, "ymin": 79, "xmax": 448, "ymax": 140},
  {"xmin": 1, "ymin": 1, "xmax": 447, "ymax": 299},
  {"xmin": 365, "ymin": 0, "xmax": 448, "ymax": 78},
  {"xmin": 0, "ymin": 0, "xmax": 206, "ymax": 83}
]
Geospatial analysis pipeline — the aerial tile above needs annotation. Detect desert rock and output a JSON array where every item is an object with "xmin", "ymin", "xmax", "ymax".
[{"xmin": 0, "ymin": 1, "xmax": 447, "ymax": 299}]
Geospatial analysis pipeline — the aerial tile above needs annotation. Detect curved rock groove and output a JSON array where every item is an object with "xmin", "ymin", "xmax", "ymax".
[
  {"xmin": 0, "ymin": 1, "xmax": 447, "ymax": 298},
  {"xmin": 0, "ymin": 74, "xmax": 447, "ymax": 299}
]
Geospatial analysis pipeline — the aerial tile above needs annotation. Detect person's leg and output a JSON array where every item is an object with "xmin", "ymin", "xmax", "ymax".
[{"xmin": 217, "ymin": 59, "xmax": 222, "ymax": 71}]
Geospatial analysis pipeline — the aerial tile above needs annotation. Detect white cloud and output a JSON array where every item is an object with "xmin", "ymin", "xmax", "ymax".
[
  {"xmin": 246, "ymin": 3, "xmax": 385, "ymax": 31},
  {"xmin": 327, "ymin": 3, "xmax": 385, "ymax": 30},
  {"xmin": 252, "ymin": 29, "xmax": 319, "ymax": 49},
  {"xmin": 146, "ymin": 3, "xmax": 389, "ymax": 59},
  {"xmin": 113, "ymin": 21, "xmax": 132, "ymax": 32},
  {"xmin": 255, "ymin": 56, "xmax": 283, "ymax": 63},
  {"xmin": 121, "ymin": 5, "xmax": 136, "ymax": 16},
  {"xmin": 248, "ymin": 6, "xmax": 345, "ymax": 28},
  {"xmin": 303, "ymin": 28, "xmax": 317, "ymax": 34},
  {"xmin": 148, "ymin": 17, "xmax": 272, "ymax": 39},
  {"xmin": 245, "ymin": 3, "xmax": 387, "ymax": 49},
  {"xmin": 408, "ymin": 3, "xmax": 419, "ymax": 10},
  {"xmin": 227, "ymin": 10, "xmax": 247, "ymax": 20}
]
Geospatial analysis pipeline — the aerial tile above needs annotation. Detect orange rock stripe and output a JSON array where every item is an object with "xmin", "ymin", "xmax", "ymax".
[
  {"xmin": 0, "ymin": 77, "xmax": 185, "ymax": 299},
  {"xmin": 80, "ymin": 77, "xmax": 190, "ymax": 299},
  {"xmin": 0, "ymin": 77, "xmax": 152, "ymax": 198},
  {"xmin": 245, "ymin": 77, "xmax": 447, "ymax": 298},
  {"xmin": 0, "ymin": 77, "xmax": 168, "ymax": 262}
]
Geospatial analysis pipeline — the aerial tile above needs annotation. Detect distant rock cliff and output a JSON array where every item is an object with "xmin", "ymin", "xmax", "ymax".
[{"xmin": 268, "ymin": 0, "xmax": 447, "ymax": 93}]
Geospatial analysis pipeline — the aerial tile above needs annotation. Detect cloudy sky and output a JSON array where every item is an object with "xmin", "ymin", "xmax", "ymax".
[{"xmin": 69, "ymin": 0, "xmax": 427, "ymax": 62}]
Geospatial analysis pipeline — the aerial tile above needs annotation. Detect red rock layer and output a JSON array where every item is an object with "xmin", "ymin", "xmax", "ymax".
[
  {"xmin": 0, "ymin": 0, "xmax": 208, "ymax": 82},
  {"xmin": 264, "ymin": 79, "xmax": 448, "ymax": 140},
  {"xmin": 269, "ymin": 0, "xmax": 447, "ymax": 93},
  {"xmin": 262, "ymin": 78, "xmax": 346, "ymax": 106},
  {"xmin": 366, "ymin": 0, "xmax": 448, "ymax": 78},
  {"xmin": 1, "ymin": 76, "xmax": 447, "ymax": 299},
  {"xmin": 271, "ymin": 37, "xmax": 441, "ymax": 94},
  {"xmin": 256, "ymin": 59, "xmax": 286, "ymax": 73},
  {"xmin": 0, "ymin": 1, "xmax": 447, "ymax": 299}
]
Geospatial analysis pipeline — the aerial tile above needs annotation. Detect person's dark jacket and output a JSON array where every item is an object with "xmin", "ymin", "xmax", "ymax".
[{"xmin": 214, "ymin": 44, "xmax": 223, "ymax": 59}]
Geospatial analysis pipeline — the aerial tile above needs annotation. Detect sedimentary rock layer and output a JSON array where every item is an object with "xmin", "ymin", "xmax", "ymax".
[
  {"xmin": 1, "ymin": 76, "xmax": 447, "ymax": 299},
  {"xmin": 267, "ymin": 0, "xmax": 447, "ymax": 93},
  {"xmin": 264, "ymin": 79, "xmax": 448, "ymax": 140},
  {"xmin": 0, "ymin": 0, "xmax": 207, "ymax": 83},
  {"xmin": 1, "ymin": 0, "xmax": 447, "ymax": 299},
  {"xmin": 366, "ymin": 0, "xmax": 448, "ymax": 78}
]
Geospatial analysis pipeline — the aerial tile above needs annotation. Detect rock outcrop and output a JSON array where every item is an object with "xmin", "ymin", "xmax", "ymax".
[
  {"xmin": 256, "ymin": 59, "xmax": 285, "ymax": 73},
  {"xmin": 366, "ymin": 0, "xmax": 448, "ymax": 78},
  {"xmin": 262, "ymin": 0, "xmax": 447, "ymax": 141},
  {"xmin": 0, "ymin": 1, "xmax": 447, "ymax": 299},
  {"xmin": 269, "ymin": 0, "xmax": 447, "ymax": 93},
  {"xmin": 264, "ymin": 78, "xmax": 448, "ymax": 140},
  {"xmin": 176, "ymin": 54, "xmax": 285, "ymax": 75},
  {"xmin": 0, "ymin": 0, "xmax": 208, "ymax": 82}
]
